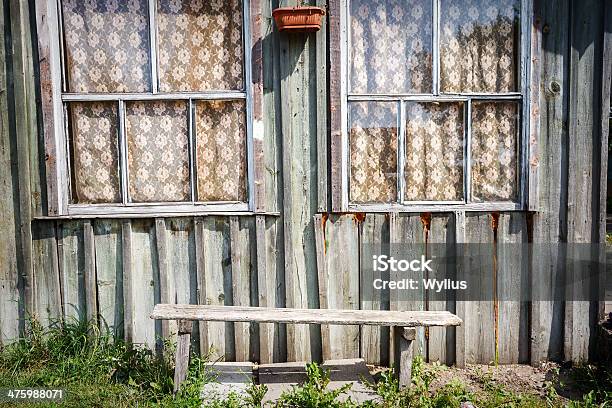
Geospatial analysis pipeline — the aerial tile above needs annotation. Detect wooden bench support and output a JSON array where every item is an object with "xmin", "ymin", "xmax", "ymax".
[
  {"xmin": 393, "ymin": 327, "xmax": 416, "ymax": 388},
  {"xmin": 174, "ymin": 320, "xmax": 193, "ymax": 393}
]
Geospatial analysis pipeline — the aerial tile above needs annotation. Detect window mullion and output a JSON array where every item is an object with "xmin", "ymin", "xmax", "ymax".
[
  {"xmin": 398, "ymin": 101, "xmax": 406, "ymax": 204},
  {"xmin": 148, "ymin": 0, "xmax": 158, "ymax": 93},
  {"xmin": 118, "ymin": 100, "xmax": 129, "ymax": 205},
  {"xmin": 432, "ymin": 0, "xmax": 440, "ymax": 95},
  {"xmin": 465, "ymin": 99, "xmax": 472, "ymax": 204}
]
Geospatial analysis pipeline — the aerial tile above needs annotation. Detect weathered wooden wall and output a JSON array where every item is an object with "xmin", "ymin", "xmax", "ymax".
[{"xmin": 0, "ymin": 0, "xmax": 610, "ymax": 366}]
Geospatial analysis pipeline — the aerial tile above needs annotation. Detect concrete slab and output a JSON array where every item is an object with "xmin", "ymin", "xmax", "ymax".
[
  {"xmin": 259, "ymin": 359, "xmax": 378, "ymax": 405},
  {"xmin": 201, "ymin": 362, "xmax": 254, "ymax": 404}
]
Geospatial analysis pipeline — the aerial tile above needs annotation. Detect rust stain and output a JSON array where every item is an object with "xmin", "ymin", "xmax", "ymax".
[{"xmin": 352, "ymin": 212, "xmax": 366, "ymax": 225}]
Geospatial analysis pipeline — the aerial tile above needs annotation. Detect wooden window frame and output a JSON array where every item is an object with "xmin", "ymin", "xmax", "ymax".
[
  {"xmin": 35, "ymin": 0, "xmax": 266, "ymax": 217},
  {"xmin": 329, "ymin": 0, "xmax": 541, "ymax": 213}
]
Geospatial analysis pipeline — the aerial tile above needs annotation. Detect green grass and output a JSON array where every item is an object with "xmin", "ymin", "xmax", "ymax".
[{"xmin": 1, "ymin": 320, "xmax": 610, "ymax": 407}]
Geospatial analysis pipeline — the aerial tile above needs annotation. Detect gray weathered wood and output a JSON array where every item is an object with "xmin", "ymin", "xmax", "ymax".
[
  {"xmin": 155, "ymin": 219, "xmax": 171, "ymax": 340},
  {"xmin": 59, "ymin": 221, "xmax": 86, "ymax": 321},
  {"xmin": 497, "ymin": 214, "xmax": 529, "ymax": 364},
  {"xmin": 315, "ymin": 214, "xmax": 360, "ymax": 360},
  {"xmin": 564, "ymin": 0, "xmax": 604, "ymax": 363},
  {"xmin": 393, "ymin": 327, "xmax": 415, "ymax": 388},
  {"xmin": 83, "ymin": 221, "xmax": 98, "ymax": 325},
  {"xmin": 255, "ymin": 215, "xmax": 286, "ymax": 363},
  {"xmin": 360, "ymin": 214, "xmax": 390, "ymax": 366},
  {"xmin": 280, "ymin": 24, "xmax": 321, "ymax": 361},
  {"xmin": 316, "ymin": 0, "xmax": 328, "ymax": 212},
  {"xmin": 94, "ymin": 220, "xmax": 123, "ymax": 338},
  {"xmin": 427, "ymin": 215, "xmax": 455, "ymax": 365},
  {"xmin": 173, "ymin": 320, "xmax": 193, "ymax": 393},
  {"xmin": 462, "ymin": 214, "xmax": 496, "ymax": 364},
  {"xmin": 197, "ymin": 217, "xmax": 233, "ymax": 360},
  {"xmin": 329, "ymin": 0, "xmax": 343, "ymax": 211},
  {"xmin": 130, "ymin": 220, "xmax": 158, "ymax": 350},
  {"xmin": 31, "ymin": 221, "xmax": 62, "ymax": 328},
  {"xmin": 121, "ymin": 221, "xmax": 134, "ymax": 343},
  {"xmin": 230, "ymin": 217, "xmax": 256, "ymax": 362},
  {"xmin": 454, "ymin": 211, "xmax": 466, "ymax": 367},
  {"xmin": 151, "ymin": 304, "xmax": 462, "ymax": 327},
  {"xmin": 530, "ymin": 0, "xmax": 568, "ymax": 365}
]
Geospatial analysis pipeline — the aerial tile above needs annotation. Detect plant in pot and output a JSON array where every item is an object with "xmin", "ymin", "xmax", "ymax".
[{"xmin": 272, "ymin": 3, "xmax": 325, "ymax": 33}]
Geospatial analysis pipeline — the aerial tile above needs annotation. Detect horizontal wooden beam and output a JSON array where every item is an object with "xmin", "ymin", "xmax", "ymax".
[{"xmin": 151, "ymin": 304, "xmax": 462, "ymax": 327}]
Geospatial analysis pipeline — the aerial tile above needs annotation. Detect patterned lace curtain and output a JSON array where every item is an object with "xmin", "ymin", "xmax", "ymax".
[
  {"xmin": 70, "ymin": 102, "xmax": 121, "ymax": 203},
  {"xmin": 157, "ymin": 0, "xmax": 244, "ymax": 92},
  {"xmin": 349, "ymin": 102, "xmax": 398, "ymax": 203},
  {"xmin": 62, "ymin": 0, "xmax": 151, "ymax": 93},
  {"xmin": 350, "ymin": 0, "xmax": 433, "ymax": 94},
  {"xmin": 195, "ymin": 100, "xmax": 247, "ymax": 202},
  {"xmin": 471, "ymin": 101, "xmax": 519, "ymax": 201},
  {"xmin": 126, "ymin": 101, "xmax": 191, "ymax": 203},
  {"xmin": 405, "ymin": 103, "xmax": 464, "ymax": 201},
  {"xmin": 440, "ymin": 0, "xmax": 520, "ymax": 93}
]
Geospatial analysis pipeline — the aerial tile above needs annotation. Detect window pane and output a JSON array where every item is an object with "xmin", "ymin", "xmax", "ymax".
[
  {"xmin": 62, "ymin": 0, "xmax": 151, "ymax": 93},
  {"xmin": 157, "ymin": 0, "xmax": 244, "ymax": 92},
  {"xmin": 405, "ymin": 102, "xmax": 464, "ymax": 201},
  {"xmin": 70, "ymin": 102, "xmax": 121, "ymax": 204},
  {"xmin": 440, "ymin": 0, "xmax": 519, "ymax": 93},
  {"xmin": 195, "ymin": 100, "xmax": 247, "ymax": 202},
  {"xmin": 471, "ymin": 101, "xmax": 519, "ymax": 201},
  {"xmin": 350, "ymin": 0, "xmax": 432, "ymax": 94},
  {"xmin": 126, "ymin": 101, "xmax": 190, "ymax": 202},
  {"xmin": 349, "ymin": 102, "xmax": 398, "ymax": 203}
]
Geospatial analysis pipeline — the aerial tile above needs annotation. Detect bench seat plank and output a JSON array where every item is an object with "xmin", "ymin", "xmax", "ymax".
[{"xmin": 151, "ymin": 304, "xmax": 462, "ymax": 327}]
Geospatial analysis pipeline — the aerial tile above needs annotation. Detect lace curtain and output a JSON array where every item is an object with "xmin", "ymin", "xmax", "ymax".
[
  {"xmin": 349, "ymin": 102, "xmax": 398, "ymax": 203},
  {"xmin": 440, "ymin": 0, "xmax": 519, "ymax": 93},
  {"xmin": 62, "ymin": 0, "xmax": 151, "ymax": 93},
  {"xmin": 70, "ymin": 102, "xmax": 121, "ymax": 203},
  {"xmin": 195, "ymin": 100, "xmax": 247, "ymax": 202},
  {"xmin": 405, "ymin": 103, "xmax": 464, "ymax": 201},
  {"xmin": 126, "ymin": 101, "xmax": 191, "ymax": 203},
  {"xmin": 157, "ymin": 0, "xmax": 244, "ymax": 92},
  {"xmin": 350, "ymin": 0, "xmax": 433, "ymax": 94}
]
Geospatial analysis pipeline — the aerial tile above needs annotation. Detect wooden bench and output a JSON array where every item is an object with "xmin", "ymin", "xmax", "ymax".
[{"xmin": 150, "ymin": 304, "xmax": 462, "ymax": 392}]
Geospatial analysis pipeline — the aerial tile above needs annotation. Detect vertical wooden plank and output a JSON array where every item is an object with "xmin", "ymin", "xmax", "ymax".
[
  {"xmin": 530, "ymin": 0, "xmax": 568, "ymax": 365},
  {"xmin": 59, "ymin": 221, "xmax": 86, "ymax": 322},
  {"xmin": 250, "ymin": 0, "xmax": 266, "ymax": 212},
  {"xmin": 197, "ymin": 217, "xmax": 234, "ymax": 361},
  {"xmin": 230, "ymin": 216, "xmax": 257, "ymax": 362},
  {"xmin": 164, "ymin": 218, "xmax": 197, "ymax": 349},
  {"xmin": 389, "ymin": 214, "xmax": 426, "ymax": 358},
  {"xmin": 497, "ymin": 213, "xmax": 529, "ymax": 364},
  {"xmin": 454, "ymin": 211, "xmax": 466, "ymax": 367},
  {"xmin": 329, "ymin": 0, "xmax": 343, "ymax": 211},
  {"xmin": 461, "ymin": 214, "xmax": 496, "ymax": 364},
  {"xmin": 83, "ymin": 221, "xmax": 98, "ymax": 324},
  {"xmin": 528, "ymin": 0, "xmax": 543, "ymax": 211},
  {"xmin": 155, "ymin": 218, "xmax": 171, "ymax": 341},
  {"xmin": 427, "ymin": 215, "xmax": 455, "ymax": 365},
  {"xmin": 256, "ymin": 215, "xmax": 286, "ymax": 363},
  {"xmin": 31, "ymin": 221, "xmax": 62, "ymax": 329},
  {"xmin": 280, "ymin": 14, "xmax": 321, "ymax": 361},
  {"xmin": 94, "ymin": 220, "xmax": 123, "ymax": 338},
  {"xmin": 565, "ymin": 0, "xmax": 604, "ymax": 362},
  {"xmin": 0, "ymin": 0, "xmax": 20, "ymax": 342},
  {"xmin": 359, "ymin": 214, "xmax": 390, "ymax": 366},
  {"xmin": 121, "ymin": 220, "xmax": 133, "ymax": 344},
  {"xmin": 316, "ymin": 0, "xmax": 328, "ymax": 212},
  {"xmin": 129, "ymin": 220, "xmax": 159, "ymax": 350},
  {"xmin": 315, "ymin": 214, "xmax": 360, "ymax": 360}
]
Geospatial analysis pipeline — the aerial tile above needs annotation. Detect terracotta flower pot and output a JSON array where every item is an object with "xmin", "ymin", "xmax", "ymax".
[{"xmin": 272, "ymin": 6, "xmax": 325, "ymax": 33}]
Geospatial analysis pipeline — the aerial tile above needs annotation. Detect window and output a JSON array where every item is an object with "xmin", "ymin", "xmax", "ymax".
[
  {"xmin": 333, "ymin": 0, "xmax": 531, "ymax": 211},
  {"xmin": 38, "ymin": 0, "xmax": 261, "ymax": 216}
]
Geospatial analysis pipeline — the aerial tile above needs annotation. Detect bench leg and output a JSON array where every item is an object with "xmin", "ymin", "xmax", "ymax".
[
  {"xmin": 174, "ymin": 320, "xmax": 193, "ymax": 393},
  {"xmin": 393, "ymin": 326, "xmax": 416, "ymax": 388}
]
